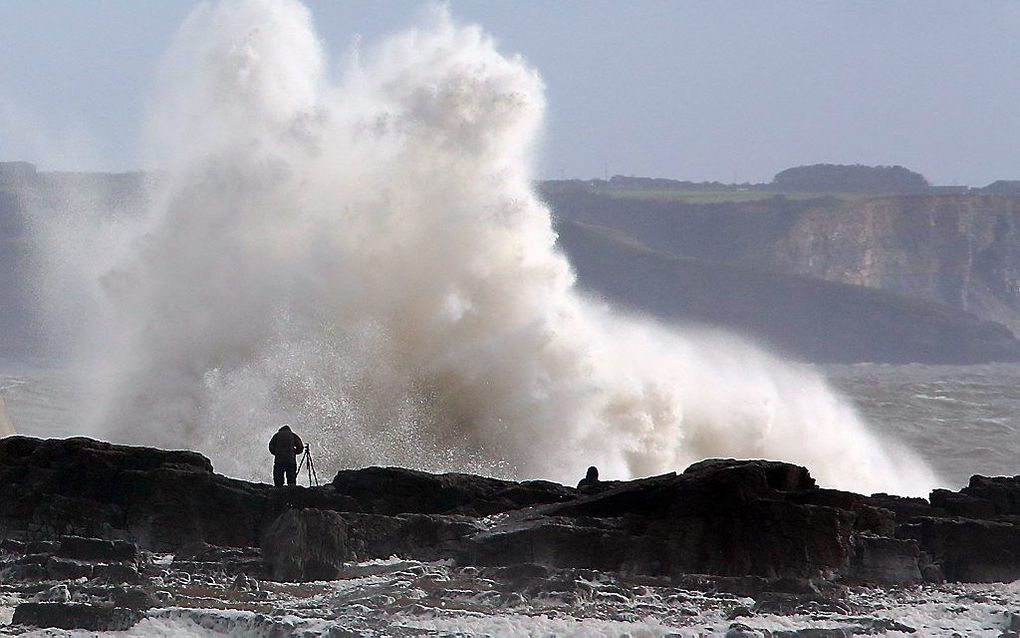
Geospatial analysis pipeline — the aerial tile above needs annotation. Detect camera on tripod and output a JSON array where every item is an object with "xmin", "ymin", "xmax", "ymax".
[{"xmin": 297, "ymin": 442, "xmax": 319, "ymax": 487}]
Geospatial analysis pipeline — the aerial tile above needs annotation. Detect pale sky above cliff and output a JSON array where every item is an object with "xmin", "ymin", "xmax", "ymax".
[{"xmin": 1, "ymin": 1, "xmax": 1018, "ymax": 185}]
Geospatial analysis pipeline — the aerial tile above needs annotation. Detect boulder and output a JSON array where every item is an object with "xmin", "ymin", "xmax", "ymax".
[{"xmin": 261, "ymin": 509, "xmax": 350, "ymax": 582}]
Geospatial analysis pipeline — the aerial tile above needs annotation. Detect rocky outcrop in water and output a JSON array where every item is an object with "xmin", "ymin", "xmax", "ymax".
[{"xmin": 3, "ymin": 435, "xmax": 1020, "ymax": 592}]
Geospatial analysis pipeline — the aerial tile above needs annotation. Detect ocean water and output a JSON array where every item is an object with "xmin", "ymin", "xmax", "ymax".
[{"xmin": 824, "ymin": 362, "xmax": 1020, "ymax": 490}]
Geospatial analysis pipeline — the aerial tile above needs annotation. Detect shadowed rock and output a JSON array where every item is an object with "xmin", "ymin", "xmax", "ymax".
[
  {"xmin": 12, "ymin": 602, "xmax": 141, "ymax": 631},
  {"xmin": 4, "ymin": 436, "xmax": 1020, "ymax": 586},
  {"xmin": 261, "ymin": 509, "xmax": 350, "ymax": 582}
]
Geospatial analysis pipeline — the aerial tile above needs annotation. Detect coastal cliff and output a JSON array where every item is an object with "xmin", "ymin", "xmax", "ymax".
[
  {"xmin": 546, "ymin": 188, "xmax": 1020, "ymax": 361},
  {"xmin": 777, "ymin": 195, "xmax": 1020, "ymax": 330},
  {"xmin": 545, "ymin": 189, "xmax": 1020, "ymax": 328}
]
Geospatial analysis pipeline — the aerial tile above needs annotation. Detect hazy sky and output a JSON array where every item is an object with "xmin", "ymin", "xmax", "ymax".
[{"xmin": 2, "ymin": 1, "xmax": 1018, "ymax": 185}]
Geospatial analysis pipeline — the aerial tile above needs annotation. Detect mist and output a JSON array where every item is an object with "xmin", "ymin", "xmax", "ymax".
[{"xmin": 41, "ymin": 0, "xmax": 938, "ymax": 496}]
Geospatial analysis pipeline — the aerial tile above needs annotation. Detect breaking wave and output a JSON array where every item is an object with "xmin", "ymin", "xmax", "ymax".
[{"xmin": 51, "ymin": 0, "xmax": 937, "ymax": 495}]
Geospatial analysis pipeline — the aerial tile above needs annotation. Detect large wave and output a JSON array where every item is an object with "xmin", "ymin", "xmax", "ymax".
[{"xmin": 51, "ymin": 0, "xmax": 937, "ymax": 495}]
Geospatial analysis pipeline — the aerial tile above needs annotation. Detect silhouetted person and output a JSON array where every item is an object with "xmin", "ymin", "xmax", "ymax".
[
  {"xmin": 269, "ymin": 425, "xmax": 303, "ymax": 487},
  {"xmin": 577, "ymin": 465, "xmax": 600, "ymax": 492}
]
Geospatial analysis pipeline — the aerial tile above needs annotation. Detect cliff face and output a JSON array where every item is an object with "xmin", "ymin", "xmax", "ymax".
[
  {"xmin": 545, "ymin": 190, "xmax": 1020, "ymax": 336},
  {"xmin": 557, "ymin": 219, "xmax": 1020, "ymax": 364},
  {"xmin": 776, "ymin": 195, "xmax": 1020, "ymax": 330}
]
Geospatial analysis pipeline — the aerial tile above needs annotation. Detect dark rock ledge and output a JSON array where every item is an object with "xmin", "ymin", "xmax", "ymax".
[{"xmin": 1, "ymin": 435, "xmax": 1019, "ymax": 632}]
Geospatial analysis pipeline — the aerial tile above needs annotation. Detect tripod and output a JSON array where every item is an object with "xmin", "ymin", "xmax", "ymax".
[{"xmin": 296, "ymin": 444, "xmax": 320, "ymax": 487}]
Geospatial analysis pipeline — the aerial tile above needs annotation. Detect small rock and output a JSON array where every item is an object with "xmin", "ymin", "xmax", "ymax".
[
  {"xmin": 727, "ymin": 605, "xmax": 754, "ymax": 620},
  {"xmin": 230, "ymin": 573, "xmax": 260, "ymax": 591},
  {"xmin": 726, "ymin": 623, "xmax": 769, "ymax": 638},
  {"xmin": 31, "ymin": 584, "xmax": 71, "ymax": 603},
  {"xmin": 1009, "ymin": 611, "xmax": 1020, "ymax": 631}
]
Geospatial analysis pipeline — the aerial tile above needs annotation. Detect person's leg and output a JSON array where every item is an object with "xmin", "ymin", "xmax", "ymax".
[
  {"xmin": 285, "ymin": 462, "xmax": 297, "ymax": 486},
  {"xmin": 273, "ymin": 463, "xmax": 284, "ymax": 487}
]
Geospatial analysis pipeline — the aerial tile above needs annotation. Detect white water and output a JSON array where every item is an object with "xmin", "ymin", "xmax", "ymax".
[
  {"xmin": 37, "ymin": 0, "xmax": 936, "ymax": 495},
  {"xmin": 7, "ymin": 557, "xmax": 1020, "ymax": 637}
]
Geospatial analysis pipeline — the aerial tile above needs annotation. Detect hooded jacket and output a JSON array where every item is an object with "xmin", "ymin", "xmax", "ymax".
[{"xmin": 269, "ymin": 426, "xmax": 303, "ymax": 465}]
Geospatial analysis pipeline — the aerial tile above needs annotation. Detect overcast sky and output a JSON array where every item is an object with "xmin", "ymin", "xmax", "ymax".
[{"xmin": 2, "ymin": 1, "xmax": 1018, "ymax": 185}]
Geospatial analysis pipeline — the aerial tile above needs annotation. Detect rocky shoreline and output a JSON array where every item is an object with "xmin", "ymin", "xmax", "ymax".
[{"xmin": 2, "ymin": 436, "xmax": 1020, "ymax": 634}]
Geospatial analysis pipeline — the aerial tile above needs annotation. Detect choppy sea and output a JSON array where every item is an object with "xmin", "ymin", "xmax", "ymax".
[
  {"xmin": 2, "ymin": 359, "xmax": 1020, "ymax": 636},
  {"xmin": 824, "ymin": 362, "xmax": 1020, "ymax": 489}
]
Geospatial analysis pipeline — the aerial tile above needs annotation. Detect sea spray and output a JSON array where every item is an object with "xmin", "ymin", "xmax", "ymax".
[{"xmin": 49, "ymin": 0, "xmax": 938, "ymax": 495}]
